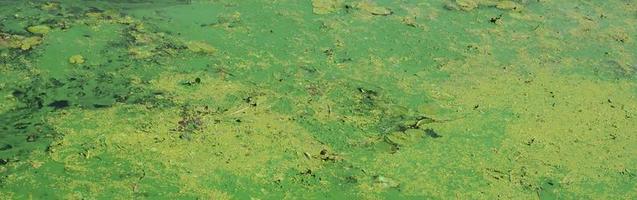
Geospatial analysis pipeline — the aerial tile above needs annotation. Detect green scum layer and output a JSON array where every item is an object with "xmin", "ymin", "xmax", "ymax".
[{"xmin": 1, "ymin": 0, "xmax": 636, "ymax": 199}]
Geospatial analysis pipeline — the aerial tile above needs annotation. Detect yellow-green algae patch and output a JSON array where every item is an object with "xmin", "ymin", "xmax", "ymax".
[
  {"xmin": 312, "ymin": 0, "xmax": 343, "ymax": 15},
  {"xmin": 0, "ymin": 34, "xmax": 42, "ymax": 50},
  {"xmin": 68, "ymin": 54, "xmax": 85, "ymax": 64},
  {"xmin": 495, "ymin": 1, "xmax": 522, "ymax": 10},
  {"xmin": 355, "ymin": 1, "xmax": 393, "ymax": 16},
  {"xmin": 445, "ymin": 0, "xmax": 527, "ymax": 11},
  {"xmin": 186, "ymin": 41, "xmax": 217, "ymax": 54},
  {"xmin": 420, "ymin": 57, "xmax": 637, "ymax": 198},
  {"xmin": 0, "ymin": 0, "xmax": 636, "ymax": 199},
  {"xmin": 27, "ymin": 25, "xmax": 51, "ymax": 35},
  {"xmin": 5, "ymin": 72, "xmax": 333, "ymax": 198},
  {"xmin": 40, "ymin": 104, "xmax": 329, "ymax": 198}
]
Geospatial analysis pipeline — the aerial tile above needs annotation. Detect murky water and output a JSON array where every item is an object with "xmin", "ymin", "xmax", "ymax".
[{"xmin": 1, "ymin": 0, "xmax": 636, "ymax": 199}]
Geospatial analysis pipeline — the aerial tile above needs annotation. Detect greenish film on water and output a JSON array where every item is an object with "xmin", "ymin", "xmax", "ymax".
[{"xmin": 1, "ymin": 0, "xmax": 636, "ymax": 199}]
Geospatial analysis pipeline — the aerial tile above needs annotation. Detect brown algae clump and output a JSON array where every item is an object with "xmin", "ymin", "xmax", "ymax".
[{"xmin": 68, "ymin": 55, "xmax": 85, "ymax": 64}]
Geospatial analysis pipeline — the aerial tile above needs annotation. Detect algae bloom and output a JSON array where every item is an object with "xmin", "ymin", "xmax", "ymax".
[
  {"xmin": 68, "ymin": 55, "xmax": 85, "ymax": 64},
  {"xmin": 27, "ymin": 25, "xmax": 51, "ymax": 35}
]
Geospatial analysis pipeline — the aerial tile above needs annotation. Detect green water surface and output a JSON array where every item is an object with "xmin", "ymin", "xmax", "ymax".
[{"xmin": 1, "ymin": 0, "xmax": 636, "ymax": 199}]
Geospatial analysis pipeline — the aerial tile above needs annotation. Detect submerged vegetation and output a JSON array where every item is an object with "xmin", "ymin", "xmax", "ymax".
[{"xmin": 0, "ymin": 0, "xmax": 636, "ymax": 199}]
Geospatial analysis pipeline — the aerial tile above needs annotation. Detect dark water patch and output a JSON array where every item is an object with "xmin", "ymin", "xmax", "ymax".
[
  {"xmin": 0, "ymin": 144, "xmax": 13, "ymax": 151},
  {"xmin": 10, "ymin": 71, "xmax": 172, "ymax": 111},
  {"xmin": 0, "ymin": 108, "xmax": 59, "ymax": 163},
  {"xmin": 424, "ymin": 128, "xmax": 442, "ymax": 138},
  {"xmin": 47, "ymin": 100, "xmax": 70, "ymax": 109}
]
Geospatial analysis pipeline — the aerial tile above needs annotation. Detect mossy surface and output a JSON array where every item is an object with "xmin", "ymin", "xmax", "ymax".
[{"xmin": 1, "ymin": 0, "xmax": 636, "ymax": 199}]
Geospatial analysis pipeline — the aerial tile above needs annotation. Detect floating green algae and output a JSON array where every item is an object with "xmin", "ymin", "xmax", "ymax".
[
  {"xmin": 1, "ymin": 0, "xmax": 636, "ymax": 199},
  {"xmin": 26, "ymin": 25, "xmax": 51, "ymax": 35}
]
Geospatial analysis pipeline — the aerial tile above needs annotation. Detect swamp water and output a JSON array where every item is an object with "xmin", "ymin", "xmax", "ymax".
[{"xmin": 0, "ymin": 0, "xmax": 636, "ymax": 199}]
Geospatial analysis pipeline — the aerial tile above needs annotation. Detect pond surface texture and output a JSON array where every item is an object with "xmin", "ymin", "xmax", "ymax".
[{"xmin": 0, "ymin": 0, "xmax": 636, "ymax": 199}]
